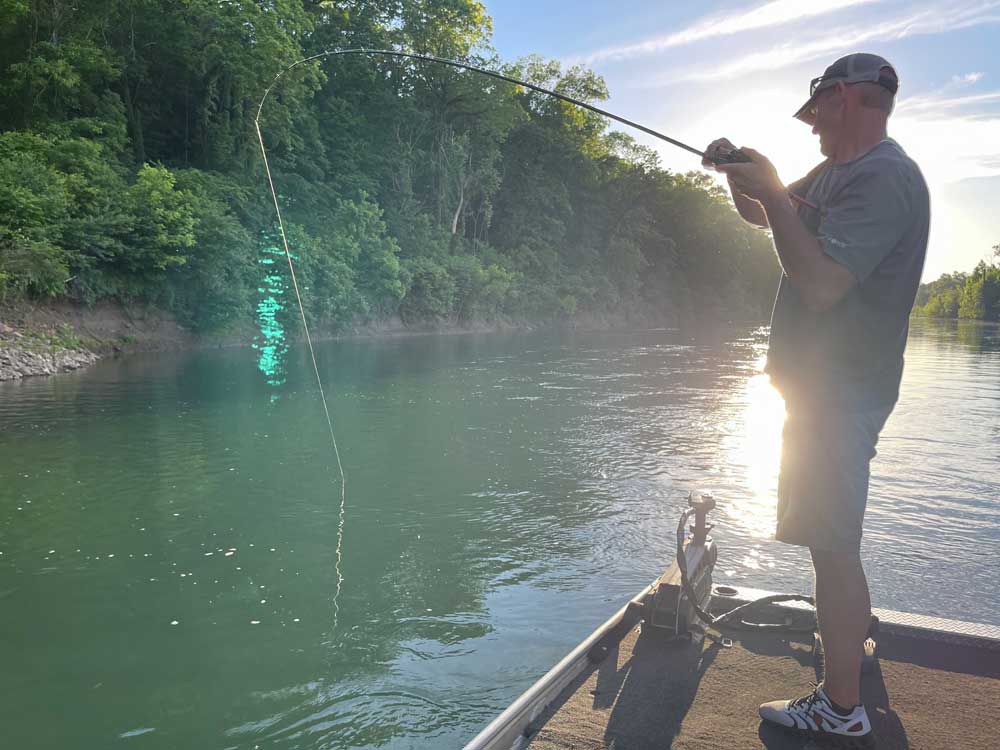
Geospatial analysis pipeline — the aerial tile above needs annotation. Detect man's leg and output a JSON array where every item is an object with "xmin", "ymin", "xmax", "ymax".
[
  {"xmin": 759, "ymin": 544, "xmax": 876, "ymax": 737},
  {"xmin": 760, "ymin": 404, "xmax": 890, "ymax": 736},
  {"xmin": 811, "ymin": 546, "xmax": 871, "ymax": 709}
]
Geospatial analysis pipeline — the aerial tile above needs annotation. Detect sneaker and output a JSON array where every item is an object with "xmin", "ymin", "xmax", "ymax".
[{"xmin": 759, "ymin": 684, "xmax": 872, "ymax": 742}]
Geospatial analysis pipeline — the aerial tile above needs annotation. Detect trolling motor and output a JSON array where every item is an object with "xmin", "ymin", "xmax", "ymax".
[
  {"xmin": 644, "ymin": 493, "xmax": 818, "ymax": 638},
  {"xmin": 643, "ymin": 493, "xmax": 718, "ymax": 636},
  {"xmin": 642, "ymin": 495, "xmax": 880, "ymax": 674},
  {"xmin": 644, "ymin": 492, "xmax": 820, "ymax": 638},
  {"xmin": 643, "ymin": 493, "xmax": 818, "ymax": 638}
]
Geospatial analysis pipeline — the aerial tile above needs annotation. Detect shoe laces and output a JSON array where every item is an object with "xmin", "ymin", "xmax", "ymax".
[{"xmin": 788, "ymin": 683, "xmax": 824, "ymax": 712}]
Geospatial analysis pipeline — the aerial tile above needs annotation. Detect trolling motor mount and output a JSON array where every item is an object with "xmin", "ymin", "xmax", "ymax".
[{"xmin": 643, "ymin": 493, "xmax": 718, "ymax": 637}]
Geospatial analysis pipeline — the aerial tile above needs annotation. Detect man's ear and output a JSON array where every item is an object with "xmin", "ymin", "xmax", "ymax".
[{"xmin": 834, "ymin": 80, "xmax": 856, "ymax": 108}]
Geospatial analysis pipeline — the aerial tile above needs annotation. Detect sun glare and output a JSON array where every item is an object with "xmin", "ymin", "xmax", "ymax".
[{"xmin": 722, "ymin": 365, "xmax": 787, "ymax": 539}]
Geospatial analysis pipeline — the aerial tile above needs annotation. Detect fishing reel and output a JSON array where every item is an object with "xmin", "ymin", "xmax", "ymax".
[{"xmin": 709, "ymin": 148, "xmax": 752, "ymax": 165}]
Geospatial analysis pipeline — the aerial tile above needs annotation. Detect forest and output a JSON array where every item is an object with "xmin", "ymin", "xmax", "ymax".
[
  {"xmin": 912, "ymin": 248, "xmax": 1000, "ymax": 321},
  {"xmin": 2, "ymin": 0, "xmax": 790, "ymax": 334}
]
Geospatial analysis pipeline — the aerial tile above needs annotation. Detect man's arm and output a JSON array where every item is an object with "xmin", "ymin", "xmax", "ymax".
[
  {"xmin": 715, "ymin": 147, "xmax": 857, "ymax": 313},
  {"xmin": 758, "ymin": 192, "xmax": 857, "ymax": 312},
  {"xmin": 731, "ymin": 185, "xmax": 769, "ymax": 228}
]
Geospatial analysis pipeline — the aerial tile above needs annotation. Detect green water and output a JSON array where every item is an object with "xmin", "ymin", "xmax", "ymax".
[{"xmin": 2, "ymin": 321, "xmax": 998, "ymax": 748}]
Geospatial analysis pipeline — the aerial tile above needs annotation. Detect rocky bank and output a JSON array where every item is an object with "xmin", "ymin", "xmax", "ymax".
[
  {"xmin": 0, "ymin": 302, "xmax": 196, "ymax": 382},
  {"xmin": 0, "ymin": 335, "xmax": 99, "ymax": 380}
]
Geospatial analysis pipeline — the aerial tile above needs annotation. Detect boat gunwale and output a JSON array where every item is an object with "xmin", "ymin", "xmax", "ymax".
[
  {"xmin": 461, "ymin": 581, "xmax": 655, "ymax": 750},
  {"xmin": 462, "ymin": 583, "xmax": 1000, "ymax": 750}
]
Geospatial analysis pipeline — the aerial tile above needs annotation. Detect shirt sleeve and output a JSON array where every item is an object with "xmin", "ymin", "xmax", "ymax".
[{"xmin": 817, "ymin": 160, "xmax": 913, "ymax": 283}]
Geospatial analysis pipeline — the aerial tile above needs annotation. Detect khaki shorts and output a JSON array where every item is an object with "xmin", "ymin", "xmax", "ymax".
[{"xmin": 776, "ymin": 403, "xmax": 894, "ymax": 552}]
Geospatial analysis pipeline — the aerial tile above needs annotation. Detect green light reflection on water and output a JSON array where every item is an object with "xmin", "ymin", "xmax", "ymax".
[{"xmin": 253, "ymin": 241, "xmax": 291, "ymax": 398}]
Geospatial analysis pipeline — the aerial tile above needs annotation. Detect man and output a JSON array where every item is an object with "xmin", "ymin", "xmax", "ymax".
[{"xmin": 702, "ymin": 53, "xmax": 929, "ymax": 742}]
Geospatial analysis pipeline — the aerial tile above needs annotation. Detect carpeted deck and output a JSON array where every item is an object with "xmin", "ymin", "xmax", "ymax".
[{"xmin": 525, "ymin": 624, "xmax": 1000, "ymax": 750}]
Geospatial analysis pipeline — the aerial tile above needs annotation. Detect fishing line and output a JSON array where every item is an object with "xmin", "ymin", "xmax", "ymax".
[
  {"xmin": 254, "ymin": 47, "xmax": 756, "ymax": 633},
  {"xmin": 254, "ymin": 118, "xmax": 347, "ymax": 631}
]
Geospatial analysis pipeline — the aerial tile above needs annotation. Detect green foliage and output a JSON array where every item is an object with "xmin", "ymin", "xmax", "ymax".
[
  {"xmin": 0, "ymin": 230, "xmax": 69, "ymax": 300},
  {"xmin": 446, "ymin": 249, "xmax": 518, "ymax": 321},
  {"xmin": 0, "ymin": 0, "xmax": 783, "ymax": 331},
  {"xmin": 914, "ymin": 271, "xmax": 966, "ymax": 308},
  {"xmin": 125, "ymin": 165, "xmax": 196, "ymax": 271},
  {"xmin": 918, "ymin": 287, "xmax": 961, "ymax": 318},
  {"xmin": 342, "ymin": 194, "xmax": 406, "ymax": 317},
  {"xmin": 0, "ymin": 132, "xmax": 71, "ymax": 298},
  {"xmin": 957, "ymin": 262, "xmax": 1000, "ymax": 321},
  {"xmin": 914, "ymin": 259, "xmax": 1000, "ymax": 321},
  {"xmin": 283, "ymin": 224, "xmax": 360, "ymax": 328},
  {"xmin": 166, "ymin": 171, "xmax": 255, "ymax": 331},
  {"xmin": 22, "ymin": 323, "xmax": 85, "ymax": 351},
  {"xmin": 399, "ymin": 255, "xmax": 456, "ymax": 322},
  {"xmin": 0, "ymin": 0, "xmax": 28, "ymax": 27}
]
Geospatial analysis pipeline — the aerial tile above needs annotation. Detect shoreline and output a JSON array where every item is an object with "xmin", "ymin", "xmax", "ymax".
[
  {"xmin": 1, "ymin": 301, "xmax": 192, "ymax": 382},
  {"xmin": 0, "ymin": 301, "xmax": 694, "ymax": 382}
]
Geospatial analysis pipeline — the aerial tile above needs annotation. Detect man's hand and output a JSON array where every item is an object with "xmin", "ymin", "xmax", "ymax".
[
  {"xmin": 701, "ymin": 138, "xmax": 740, "ymax": 169},
  {"xmin": 704, "ymin": 139, "xmax": 770, "ymax": 228},
  {"xmin": 714, "ymin": 147, "xmax": 786, "ymax": 203}
]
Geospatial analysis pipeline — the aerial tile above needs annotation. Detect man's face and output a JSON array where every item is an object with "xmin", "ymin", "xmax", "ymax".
[{"xmin": 810, "ymin": 85, "xmax": 845, "ymax": 157}]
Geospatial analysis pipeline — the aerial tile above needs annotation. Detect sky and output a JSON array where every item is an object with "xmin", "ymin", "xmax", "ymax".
[{"xmin": 484, "ymin": 0, "xmax": 1000, "ymax": 281}]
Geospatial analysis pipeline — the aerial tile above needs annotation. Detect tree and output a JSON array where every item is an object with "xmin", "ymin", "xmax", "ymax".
[
  {"xmin": 915, "ymin": 249, "xmax": 1000, "ymax": 321},
  {"xmin": 0, "ymin": 0, "xmax": 783, "ymax": 331}
]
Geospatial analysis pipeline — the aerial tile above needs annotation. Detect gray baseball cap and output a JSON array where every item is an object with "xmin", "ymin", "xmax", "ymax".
[{"xmin": 794, "ymin": 53, "xmax": 898, "ymax": 125}]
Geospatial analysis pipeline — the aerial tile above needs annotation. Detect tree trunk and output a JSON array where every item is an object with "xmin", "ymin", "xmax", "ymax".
[
  {"xmin": 123, "ymin": 5, "xmax": 145, "ymax": 164},
  {"xmin": 123, "ymin": 79, "xmax": 146, "ymax": 164},
  {"xmin": 451, "ymin": 180, "xmax": 464, "ymax": 235}
]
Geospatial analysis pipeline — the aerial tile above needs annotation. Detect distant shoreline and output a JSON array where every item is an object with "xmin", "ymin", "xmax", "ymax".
[
  {"xmin": 1, "ymin": 300, "xmax": 733, "ymax": 382},
  {"xmin": 7, "ymin": 301, "xmax": 992, "ymax": 383}
]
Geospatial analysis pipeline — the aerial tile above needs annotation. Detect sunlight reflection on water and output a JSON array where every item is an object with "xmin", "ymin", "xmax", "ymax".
[{"xmin": 721, "ymin": 358, "xmax": 787, "ymax": 541}]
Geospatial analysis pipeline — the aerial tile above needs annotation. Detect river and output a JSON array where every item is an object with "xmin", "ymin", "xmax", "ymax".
[{"xmin": 1, "ymin": 319, "xmax": 997, "ymax": 748}]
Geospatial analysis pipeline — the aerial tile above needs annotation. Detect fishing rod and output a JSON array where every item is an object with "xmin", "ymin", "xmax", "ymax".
[{"xmin": 255, "ymin": 47, "xmax": 751, "ymax": 166}]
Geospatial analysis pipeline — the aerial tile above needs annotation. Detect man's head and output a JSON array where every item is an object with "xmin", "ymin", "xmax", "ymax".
[{"xmin": 794, "ymin": 53, "xmax": 898, "ymax": 157}]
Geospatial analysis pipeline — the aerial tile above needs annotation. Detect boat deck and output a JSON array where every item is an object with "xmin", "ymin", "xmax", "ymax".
[{"xmin": 525, "ymin": 615, "xmax": 1000, "ymax": 749}]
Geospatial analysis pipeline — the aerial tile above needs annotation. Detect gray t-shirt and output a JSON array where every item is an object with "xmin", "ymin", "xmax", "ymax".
[{"xmin": 765, "ymin": 138, "xmax": 930, "ymax": 411}]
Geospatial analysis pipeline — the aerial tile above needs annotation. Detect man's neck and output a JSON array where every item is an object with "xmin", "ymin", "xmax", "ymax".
[{"xmin": 832, "ymin": 121, "xmax": 888, "ymax": 163}]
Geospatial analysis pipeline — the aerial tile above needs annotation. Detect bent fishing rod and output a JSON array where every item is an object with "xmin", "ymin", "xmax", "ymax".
[{"xmin": 255, "ymin": 47, "xmax": 752, "ymax": 166}]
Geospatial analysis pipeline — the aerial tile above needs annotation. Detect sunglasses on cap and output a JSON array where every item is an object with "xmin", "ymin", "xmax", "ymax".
[{"xmin": 809, "ymin": 72, "xmax": 899, "ymax": 97}]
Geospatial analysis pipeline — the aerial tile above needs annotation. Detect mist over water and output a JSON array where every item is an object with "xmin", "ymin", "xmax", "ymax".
[{"xmin": 2, "ymin": 319, "xmax": 997, "ymax": 749}]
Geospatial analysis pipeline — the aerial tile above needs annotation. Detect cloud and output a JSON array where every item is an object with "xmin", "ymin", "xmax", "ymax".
[
  {"xmin": 568, "ymin": 0, "xmax": 878, "ymax": 65},
  {"xmin": 896, "ymin": 89, "xmax": 1000, "ymax": 116},
  {"xmin": 951, "ymin": 71, "xmax": 985, "ymax": 85},
  {"xmin": 894, "ymin": 111, "xmax": 1000, "ymax": 184},
  {"xmin": 895, "ymin": 71, "xmax": 999, "ymax": 117},
  {"xmin": 658, "ymin": 1, "xmax": 1000, "ymax": 84}
]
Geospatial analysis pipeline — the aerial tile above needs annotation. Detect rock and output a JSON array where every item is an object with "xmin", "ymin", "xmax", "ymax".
[{"xmin": 0, "ymin": 343, "xmax": 99, "ymax": 381}]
